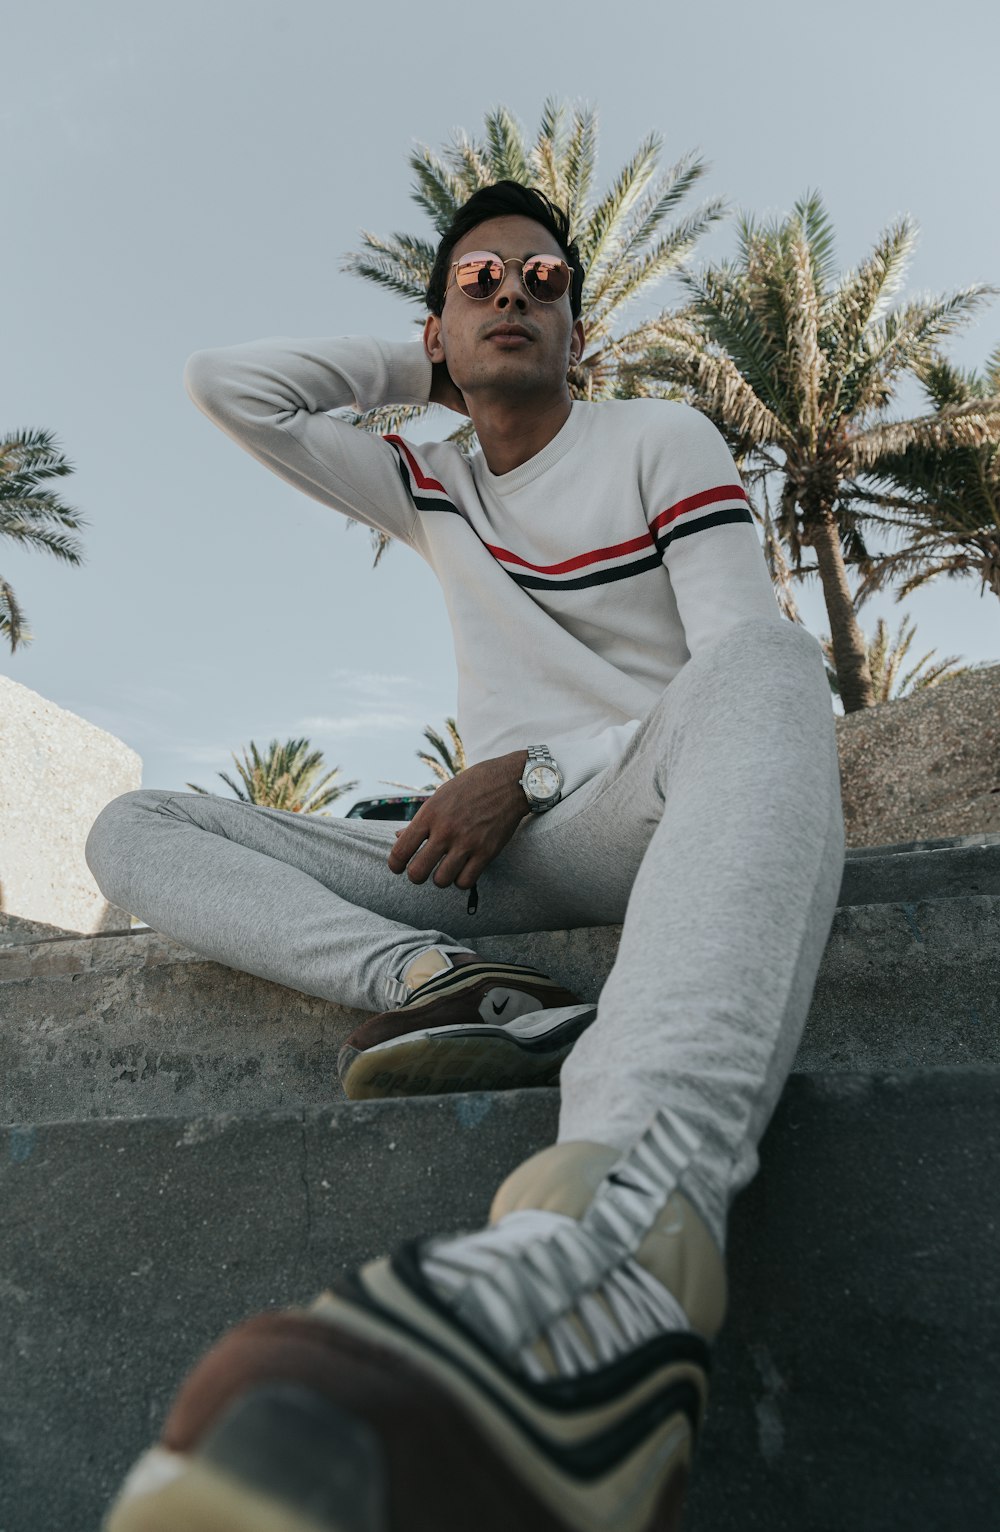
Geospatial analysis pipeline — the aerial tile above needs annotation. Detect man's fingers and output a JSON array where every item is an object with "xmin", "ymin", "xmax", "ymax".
[
  {"xmin": 404, "ymin": 834, "xmax": 452, "ymax": 885},
  {"xmin": 456, "ymin": 853, "xmax": 490, "ymax": 890},
  {"xmin": 433, "ymin": 848, "xmax": 472, "ymax": 890},
  {"xmin": 387, "ymin": 819, "xmax": 428, "ymax": 872}
]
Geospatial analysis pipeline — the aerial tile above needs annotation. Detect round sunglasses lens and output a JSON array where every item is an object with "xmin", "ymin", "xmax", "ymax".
[
  {"xmin": 456, "ymin": 257, "xmax": 503, "ymax": 298},
  {"xmin": 523, "ymin": 258, "xmax": 570, "ymax": 302}
]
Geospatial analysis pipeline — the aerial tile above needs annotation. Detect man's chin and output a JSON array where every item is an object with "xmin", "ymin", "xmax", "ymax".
[{"xmin": 462, "ymin": 363, "xmax": 562, "ymax": 400}]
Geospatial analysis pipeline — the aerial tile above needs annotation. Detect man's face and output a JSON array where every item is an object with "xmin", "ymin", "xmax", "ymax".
[{"xmin": 423, "ymin": 214, "xmax": 585, "ymax": 404}]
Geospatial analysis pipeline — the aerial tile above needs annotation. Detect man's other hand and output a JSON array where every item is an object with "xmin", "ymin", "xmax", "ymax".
[{"xmin": 387, "ymin": 750, "xmax": 529, "ymax": 890}]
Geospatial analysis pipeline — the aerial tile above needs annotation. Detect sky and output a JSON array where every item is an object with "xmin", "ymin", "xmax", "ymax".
[{"xmin": 3, "ymin": 0, "xmax": 998, "ymax": 811}]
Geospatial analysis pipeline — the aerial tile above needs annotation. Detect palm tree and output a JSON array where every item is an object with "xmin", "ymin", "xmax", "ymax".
[
  {"xmin": 343, "ymin": 98, "xmax": 726, "ymax": 561},
  {"xmin": 0, "ymin": 428, "xmax": 86, "ymax": 652},
  {"xmin": 820, "ymin": 613, "xmax": 969, "ymax": 704},
  {"xmin": 187, "ymin": 738, "xmax": 358, "ymax": 815},
  {"xmin": 382, "ymin": 717, "xmax": 467, "ymax": 794},
  {"xmin": 850, "ymin": 349, "xmax": 1000, "ymax": 605},
  {"xmin": 644, "ymin": 195, "xmax": 997, "ymax": 711}
]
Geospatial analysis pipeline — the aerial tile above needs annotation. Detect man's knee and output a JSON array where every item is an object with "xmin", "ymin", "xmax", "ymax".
[
  {"xmin": 708, "ymin": 615, "xmax": 820, "ymax": 667},
  {"xmin": 676, "ymin": 618, "xmax": 825, "ymax": 704},
  {"xmin": 85, "ymin": 788, "xmax": 173, "ymax": 895},
  {"xmin": 641, "ymin": 618, "xmax": 828, "ymax": 760}
]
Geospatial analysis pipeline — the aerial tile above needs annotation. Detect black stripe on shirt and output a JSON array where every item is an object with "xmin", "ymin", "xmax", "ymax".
[
  {"xmin": 653, "ymin": 506, "xmax": 753, "ymax": 553},
  {"xmin": 507, "ymin": 551, "xmax": 664, "ymax": 591}
]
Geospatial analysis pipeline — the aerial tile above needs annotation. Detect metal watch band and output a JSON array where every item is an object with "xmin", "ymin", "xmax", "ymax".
[{"xmin": 521, "ymin": 744, "xmax": 562, "ymax": 813}]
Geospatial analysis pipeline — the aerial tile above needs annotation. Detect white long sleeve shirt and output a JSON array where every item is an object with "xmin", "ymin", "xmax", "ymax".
[{"xmin": 184, "ymin": 336, "xmax": 782, "ymax": 797}]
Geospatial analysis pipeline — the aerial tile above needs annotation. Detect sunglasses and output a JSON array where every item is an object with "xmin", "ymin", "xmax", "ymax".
[{"xmin": 449, "ymin": 251, "xmax": 573, "ymax": 304}]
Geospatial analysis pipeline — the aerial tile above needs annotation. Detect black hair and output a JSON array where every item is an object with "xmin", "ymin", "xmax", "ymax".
[{"xmin": 425, "ymin": 181, "xmax": 585, "ymax": 319}]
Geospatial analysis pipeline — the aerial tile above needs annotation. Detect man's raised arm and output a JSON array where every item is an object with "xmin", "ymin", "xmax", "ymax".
[{"xmin": 184, "ymin": 335, "xmax": 433, "ymax": 545}]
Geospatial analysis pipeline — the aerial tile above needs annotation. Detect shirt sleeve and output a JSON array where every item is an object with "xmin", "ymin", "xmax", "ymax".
[
  {"xmin": 548, "ymin": 405, "xmax": 781, "ymax": 800},
  {"xmin": 546, "ymin": 721, "xmax": 642, "ymax": 799},
  {"xmin": 647, "ymin": 402, "xmax": 781, "ymax": 652},
  {"xmin": 183, "ymin": 336, "xmax": 433, "ymax": 545}
]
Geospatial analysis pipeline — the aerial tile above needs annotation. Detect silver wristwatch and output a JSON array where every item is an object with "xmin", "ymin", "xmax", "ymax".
[{"xmin": 519, "ymin": 745, "xmax": 563, "ymax": 813}]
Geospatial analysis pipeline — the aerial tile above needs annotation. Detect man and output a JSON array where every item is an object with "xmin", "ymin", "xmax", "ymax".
[{"xmin": 90, "ymin": 181, "xmax": 844, "ymax": 1531}]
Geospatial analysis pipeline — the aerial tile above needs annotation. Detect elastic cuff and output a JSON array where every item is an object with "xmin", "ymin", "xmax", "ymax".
[{"xmin": 384, "ymin": 976, "xmax": 411, "ymax": 1008}]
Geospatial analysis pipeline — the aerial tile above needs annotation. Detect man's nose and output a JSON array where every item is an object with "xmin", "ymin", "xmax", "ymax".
[{"xmin": 493, "ymin": 266, "xmax": 528, "ymax": 311}]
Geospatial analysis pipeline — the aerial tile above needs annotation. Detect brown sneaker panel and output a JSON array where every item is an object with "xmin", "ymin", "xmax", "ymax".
[
  {"xmin": 157, "ymin": 1312, "xmax": 596, "ymax": 1532},
  {"xmin": 162, "ymin": 1314, "xmax": 359, "ymax": 1455},
  {"xmin": 344, "ymin": 974, "xmax": 581, "ymax": 1053}
]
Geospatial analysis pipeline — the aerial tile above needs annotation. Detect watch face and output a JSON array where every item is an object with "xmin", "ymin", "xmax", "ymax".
[{"xmin": 526, "ymin": 764, "xmax": 560, "ymax": 799}]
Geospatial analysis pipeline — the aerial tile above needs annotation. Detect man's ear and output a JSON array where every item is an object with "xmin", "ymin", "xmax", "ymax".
[
  {"xmin": 569, "ymin": 318, "xmax": 586, "ymax": 365},
  {"xmin": 423, "ymin": 313, "xmax": 445, "ymax": 364}
]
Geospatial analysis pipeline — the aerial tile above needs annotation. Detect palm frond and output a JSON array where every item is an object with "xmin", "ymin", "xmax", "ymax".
[
  {"xmin": 586, "ymin": 199, "xmax": 725, "ymax": 335},
  {"xmin": 0, "ymin": 574, "xmax": 30, "ymax": 652},
  {"xmin": 443, "ymin": 133, "xmax": 493, "ymax": 197},
  {"xmin": 821, "ymin": 611, "xmax": 968, "ymax": 702},
  {"xmin": 483, "ymin": 105, "xmax": 531, "ymax": 184},
  {"xmin": 341, "ymin": 230, "xmax": 436, "ymax": 306},
  {"xmin": 784, "ymin": 220, "xmax": 824, "ymax": 450},
  {"xmin": 407, "ymin": 149, "xmax": 467, "ymax": 232},
  {"xmin": 0, "ymin": 427, "xmax": 76, "ymax": 480},
  {"xmin": 0, "ymin": 518, "xmax": 85, "ymax": 563},
  {"xmin": 561, "ymin": 103, "xmax": 598, "ymax": 225},
  {"xmin": 844, "ymin": 286, "xmax": 996, "ymax": 421},
  {"xmin": 828, "ymin": 217, "xmax": 917, "ymax": 367},
  {"xmin": 792, "ymin": 191, "xmax": 839, "ymax": 294},
  {"xmin": 578, "ymin": 132, "xmax": 660, "ymax": 276},
  {"xmin": 850, "ymin": 394, "xmax": 1000, "ymax": 469},
  {"xmin": 190, "ymin": 737, "xmax": 357, "ymax": 814},
  {"xmin": 985, "ymin": 343, "xmax": 1000, "ymax": 394},
  {"xmin": 338, "ymin": 400, "xmax": 433, "ymax": 438},
  {"xmin": 1, "ymin": 427, "xmax": 86, "ymax": 570},
  {"xmin": 675, "ymin": 264, "xmax": 793, "ymax": 422},
  {"xmin": 639, "ymin": 323, "xmax": 787, "ymax": 452}
]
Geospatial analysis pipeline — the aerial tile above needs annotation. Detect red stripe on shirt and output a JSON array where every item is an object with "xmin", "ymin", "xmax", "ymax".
[
  {"xmin": 649, "ymin": 483, "xmax": 749, "ymax": 535},
  {"xmin": 383, "ymin": 434, "xmax": 448, "ymax": 495},
  {"xmin": 485, "ymin": 530, "xmax": 655, "ymax": 576}
]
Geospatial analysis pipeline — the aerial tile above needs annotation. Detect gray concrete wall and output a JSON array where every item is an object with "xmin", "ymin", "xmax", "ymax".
[
  {"xmin": 0, "ymin": 674, "xmax": 141, "ymax": 932},
  {"xmin": 3, "ymin": 844, "xmax": 999, "ymax": 1125},
  {"xmin": 1, "ymin": 1072, "xmax": 997, "ymax": 1531}
]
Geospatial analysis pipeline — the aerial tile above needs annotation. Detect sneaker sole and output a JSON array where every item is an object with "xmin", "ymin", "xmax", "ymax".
[
  {"xmin": 106, "ymin": 1447, "xmax": 334, "ymax": 1531},
  {"xmin": 338, "ymin": 1005, "xmax": 597, "ymax": 1101}
]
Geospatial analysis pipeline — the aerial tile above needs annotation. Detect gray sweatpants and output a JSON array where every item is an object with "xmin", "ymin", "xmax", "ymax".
[{"xmin": 86, "ymin": 618, "xmax": 844, "ymax": 1251}]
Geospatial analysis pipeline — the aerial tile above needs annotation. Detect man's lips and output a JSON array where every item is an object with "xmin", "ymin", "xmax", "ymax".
[{"xmin": 484, "ymin": 324, "xmax": 535, "ymax": 344}]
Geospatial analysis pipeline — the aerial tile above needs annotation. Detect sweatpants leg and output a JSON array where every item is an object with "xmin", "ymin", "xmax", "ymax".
[
  {"xmin": 84, "ymin": 784, "xmax": 617, "ymax": 1015},
  {"xmin": 555, "ymin": 617, "xmax": 845, "ymax": 1252}
]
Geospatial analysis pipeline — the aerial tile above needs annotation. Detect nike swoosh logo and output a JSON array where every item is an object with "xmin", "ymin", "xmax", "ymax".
[{"xmin": 492, "ymin": 998, "xmax": 510, "ymax": 1015}]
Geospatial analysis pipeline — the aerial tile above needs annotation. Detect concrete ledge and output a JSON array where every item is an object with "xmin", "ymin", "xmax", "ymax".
[
  {"xmin": 0, "ymin": 910, "xmax": 94, "ymax": 948},
  {"xmin": 3, "ymin": 892, "xmax": 998, "ymax": 1125},
  {"xmin": 839, "ymin": 832, "xmax": 1000, "ymax": 904},
  {"xmin": 1, "ymin": 1070, "xmax": 997, "ymax": 1530}
]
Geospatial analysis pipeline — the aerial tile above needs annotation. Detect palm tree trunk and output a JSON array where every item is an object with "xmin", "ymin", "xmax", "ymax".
[{"xmin": 810, "ymin": 508, "xmax": 875, "ymax": 712}]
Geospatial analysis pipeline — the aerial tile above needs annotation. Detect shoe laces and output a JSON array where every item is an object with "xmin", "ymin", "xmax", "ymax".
[{"xmin": 421, "ymin": 1107, "xmax": 699, "ymax": 1381}]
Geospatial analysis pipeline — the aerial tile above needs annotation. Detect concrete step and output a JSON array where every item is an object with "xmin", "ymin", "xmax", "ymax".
[
  {"xmin": 1, "ymin": 1069, "xmax": 997, "ymax": 1531},
  {"xmin": 2, "ymin": 884, "xmax": 998, "ymax": 1125},
  {"xmin": 839, "ymin": 829, "xmax": 1000, "ymax": 903}
]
